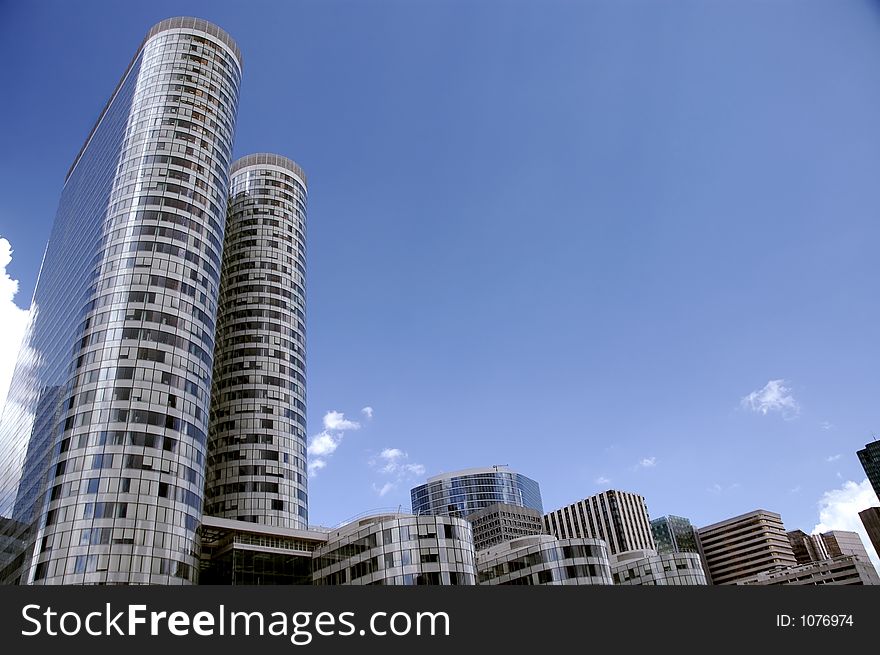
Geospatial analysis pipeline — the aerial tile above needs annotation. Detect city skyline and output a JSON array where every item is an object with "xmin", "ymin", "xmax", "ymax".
[{"xmin": 1, "ymin": 0, "xmax": 880, "ymax": 570}]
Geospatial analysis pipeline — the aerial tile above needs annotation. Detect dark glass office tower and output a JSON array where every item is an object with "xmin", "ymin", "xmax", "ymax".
[
  {"xmin": 205, "ymin": 153, "xmax": 309, "ymax": 528},
  {"xmin": 857, "ymin": 439, "xmax": 880, "ymax": 502},
  {"xmin": 0, "ymin": 17, "xmax": 241, "ymax": 584},
  {"xmin": 651, "ymin": 515, "xmax": 699, "ymax": 555}
]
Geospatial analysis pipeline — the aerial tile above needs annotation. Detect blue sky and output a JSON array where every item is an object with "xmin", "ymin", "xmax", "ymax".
[{"xmin": 0, "ymin": 1, "xmax": 879, "ymax": 558}]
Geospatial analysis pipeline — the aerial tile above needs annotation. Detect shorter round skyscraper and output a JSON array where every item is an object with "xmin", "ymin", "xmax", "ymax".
[
  {"xmin": 410, "ymin": 466, "xmax": 543, "ymax": 518},
  {"xmin": 205, "ymin": 153, "xmax": 309, "ymax": 528}
]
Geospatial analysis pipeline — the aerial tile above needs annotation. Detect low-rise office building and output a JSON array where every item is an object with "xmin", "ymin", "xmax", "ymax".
[
  {"xmin": 312, "ymin": 513, "xmax": 477, "ymax": 585},
  {"xmin": 611, "ymin": 549, "xmax": 708, "ymax": 585},
  {"xmin": 477, "ymin": 534, "xmax": 612, "ymax": 586},
  {"xmin": 199, "ymin": 516, "xmax": 327, "ymax": 585},
  {"xmin": 736, "ymin": 555, "xmax": 880, "ymax": 586}
]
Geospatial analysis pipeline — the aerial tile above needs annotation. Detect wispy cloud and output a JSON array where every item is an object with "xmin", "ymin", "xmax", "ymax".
[
  {"xmin": 361, "ymin": 406, "xmax": 374, "ymax": 419},
  {"xmin": 635, "ymin": 457, "xmax": 656, "ymax": 470},
  {"xmin": 740, "ymin": 379, "xmax": 799, "ymax": 420},
  {"xmin": 307, "ymin": 409, "xmax": 364, "ymax": 477},
  {"xmin": 594, "ymin": 476, "xmax": 611, "ymax": 485},
  {"xmin": 372, "ymin": 482, "xmax": 394, "ymax": 497},
  {"xmin": 825, "ymin": 454, "xmax": 841, "ymax": 463},
  {"xmin": 369, "ymin": 447, "xmax": 425, "ymax": 497},
  {"xmin": 790, "ymin": 485, "xmax": 802, "ymax": 494},
  {"xmin": 820, "ymin": 421, "xmax": 834, "ymax": 431},
  {"xmin": 371, "ymin": 448, "xmax": 425, "ymax": 477},
  {"xmin": 814, "ymin": 479, "xmax": 880, "ymax": 569},
  {"xmin": 0, "ymin": 238, "xmax": 30, "ymax": 413}
]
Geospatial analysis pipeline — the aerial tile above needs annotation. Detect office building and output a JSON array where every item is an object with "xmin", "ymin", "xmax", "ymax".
[
  {"xmin": 466, "ymin": 503, "xmax": 545, "ymax": 552},
  {"xmin": 312, "ymin": 514, "xmax": 477, "ymax": 585},
  {"xmin": 787, "ymin": 529, "xmax": 829, "ymax": 564},
  {"xmin": 0, "ymin": 17, "xmax": 242, "ymax": 585},
  {"xmin": 696, "ymin": 510, "xmax": 797, "ymax": 585},
  {"xmin": 820, "ymin": 530, "xmax": 873, "ymax": 562},
  {"xmin": 736, "ymin": 556, "xmax": 880, "ymax": 586},
  {"xmin": 611, "ymin": 549, "xmax": 707, "ymax": 586},
  {"xmin": 859, "ymin": 507, "xmax": 880, "ymax": 559},
  {"xmin": 858, "ymin": 439, "xmax": 880, "ymax": 501},
  {"xmin": 205, "ymin": 154, "xmax": 309, "ymax": 528},
  {"xmin": 476, "ymin": 534, "xmax": 612, "ymax": 585},
  {"xmin": 544, "ymin": 490, "xmax": 655, "ymax": 556},
  {"xmin": 651, "ymin": 515, "xmax": 699, "ymax": 554},
  {"xmin": 410, "ymin": 466, "xmax": 543, "ymax": 518},
  {"xmin": 787, "ymin": 529, "xmax": 875, "ymax": 574},
  {"xmin": 199, "ymin": 516, "xmax": 326, "ymax": 584}
]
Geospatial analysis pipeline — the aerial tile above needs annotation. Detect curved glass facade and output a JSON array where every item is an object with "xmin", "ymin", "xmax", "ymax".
[
  {"xmin": 205, "ymin": 154, "xmax": 309, "ymax": 528},
  {"xmin": 477, "ymin": 535, "xmax": 612, "ymax": 585},
  {"xmin": 313, "ymin": 514, "xmax": 476, "ymax": 585},
  {"xmin": 410, "ymin": 466, "xmax": 543, "ymax": 518},
  {"xmin": 611, "ymin": 550, "xmax": 708, "ymax": 586},
  {"xmin": 0, "ymin": 18, "xmax": 241, "ymax": 584}
]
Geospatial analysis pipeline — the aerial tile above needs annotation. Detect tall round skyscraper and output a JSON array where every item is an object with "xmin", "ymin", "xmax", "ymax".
[
  {"xmin": 0, "ymin": 18, "xmax": 241, "ymax": 584},
  {"xmin": 205, "ymin": 154, "xmax": 309, "ymax": 528}
]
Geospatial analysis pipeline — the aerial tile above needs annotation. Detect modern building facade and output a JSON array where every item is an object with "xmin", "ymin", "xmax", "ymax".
[
  {"xmin": 204, "ymin": 154, "xmax": 309, "ymax": 528},
  {"xmin": 410, "ymin": 466, "xmax": 543, "ymax": 518},
  {"xmin": 199, "ymin": 515, "xmax": 326, "ymax": 584},
  {"xmin": 610, "ymin": 549, "xmax": 708, "ymax": 586},
  {"xmin": 787, "ymin": 529, "xmax": 829, "ymax": 564},
  {"xmin": 736, "ymin": 556, "xmax": 880, "ymax": 586},
  {"xmin": 544, "ymin": 490, "xmax": 655, "ymax": 556},
  {"xmin": 857, "ymin": 439, "xmax": 880, "ymax": 501},
  {"xmin": 819, "ymin": 530, "xmax": 873, "ymax": 562},
  {"xmin": 476, "ymin": 534, "xmax": 612, "ymax": 586},
  {"xmin": 650, "ymin": 515, "xmax": 699, "ymax": 555},
  {"xmin": 787, "ymin": 529, "xmax": 874, "ymax": 571},
  {"xmin": 859, "ymin": 507, "xmax": 880, "ymax": 559},
  {"xmin": 696, "ymin": 510, "xmax": 798, "ymax": 585},
  {"xmin": 0, "ymin": 17, "xmax": 242, "ymax": 585},
  {"xmin": 312, "ymin": 514, "xmax": 477, "ymax": 585},
  {"xmin": 466, "ymin": 503, "xmax": 545, "ymax": 552}
]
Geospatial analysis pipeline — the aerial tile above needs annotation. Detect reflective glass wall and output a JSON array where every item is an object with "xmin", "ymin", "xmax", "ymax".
[{"xmin": 0, "ymin": 17, "xmax": 242, "ymax": 584}]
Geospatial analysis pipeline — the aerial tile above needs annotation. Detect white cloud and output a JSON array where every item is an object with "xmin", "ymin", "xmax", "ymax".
[
  {"xmin": 636, "ymin": 457, "xmax": 656, "ymax": 469},
  {"xmin": 740, "ymin": 379, "xmax": 799, "ymax": 419},
  {"xmin": 373, "ymin": 482, "xmax": 395, "ymax": 497},
  {"xmin": 323, "ymin": 410, "xmax": 361, "ymax": 431},
  {"xmin": 790, "ymin": 485, "xmax": 802, "ymax": 494},
  {"xmin": 825, "ymin": 454, "xmax": 841, "ymax": 463},
  {"xmin": 595, "ymin": 476, "xmax": 611, "ymax": 485},
  {"xmin": 379, "ymin": 448, "xmax": 404, "ymax": 462},
  {"xmin": 361, "ymin": 406, "xmax": 373, "ymax": 419},
  {"xmin": 813, "ymin": 479, "xmax": 879, "ymax": 569},
  {"xmin": 307, "ymin": 409, "xmax": 364, "ymax": 477},
  {"xmin": 708, "ymin": 483, "xmax": 722, "ymax": 494},
  {"xmin": 820, "ymin": 421, "xmax": 834, "ymax": 431},
  {"xmin": 0, "ymin": 238, "xmax": 30, "ymax": 414},
  {"xmin": 370, "ymin": 447, "xmax": 425, "ymax": 492},
  {"xmin": 308, "ymin": 432, "xmax": 341, "ymax": 457}
]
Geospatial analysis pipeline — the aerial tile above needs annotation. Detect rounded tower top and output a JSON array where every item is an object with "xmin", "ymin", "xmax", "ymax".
[
  {"xmin": 146, "ymin": 16, "xmax": 243, "ymax": 68},
  {"xmin": 230, "ymin": 153, "xmax": 307, "ymax": 185}
]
